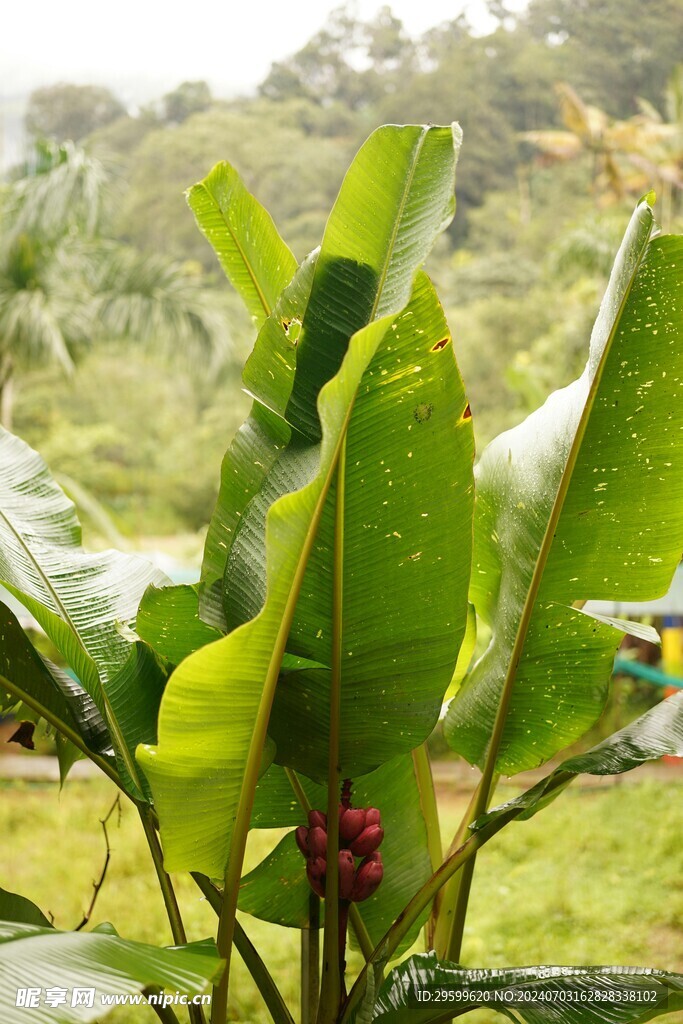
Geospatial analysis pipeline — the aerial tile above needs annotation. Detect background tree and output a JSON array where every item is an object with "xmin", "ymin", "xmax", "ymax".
[
  {"xmin": 525, "ymin": 0, "xmax": 683, "ymax": 116},
  {"xmin": 0, "ymin": 142, "xmax": 229, "ymax": 429},
  {"xmin": 523, "ymin": 77, "xmax": 683, "ymax": 222},
  {"xmin": 25, "ymin": 83, "xmax": 126, "ymax": 142},
  {"xmin": 161, "ymin": 80, "xmax": 213, "ymax": 124},
  {"xmin": 7, "ymin": 0, "xmax": 683, "ymax": 539}
]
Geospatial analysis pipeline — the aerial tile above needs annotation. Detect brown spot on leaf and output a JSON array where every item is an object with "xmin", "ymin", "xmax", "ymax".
[
  {"xmin": 9, "ymin": 721, "xmax": 35, "ymax": 750},
  {"xmin": 431, "ymin": 337, "xmax": 451, "ymax": 352},
  {"xmin": 462, "ymin": 403, "xmax": 472, "ymax": 420},
  {"xmin": 413, "ymin": 403, "xmax": 434, "ymax": 424}
]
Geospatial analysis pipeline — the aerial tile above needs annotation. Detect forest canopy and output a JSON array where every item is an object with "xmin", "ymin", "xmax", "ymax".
[{"xmin": 5, "ymin": 0, "xmax": 683, "ymax": 539}]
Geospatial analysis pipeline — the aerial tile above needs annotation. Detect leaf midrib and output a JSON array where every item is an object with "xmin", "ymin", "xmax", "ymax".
[
  {"xmin": 0, "ymin": 506, "xmax": 147, "ymax": 794},
  {"xmin": 368, "ymin": 126, "xmax": 429, "ymax": 323},
  {"xmin": 0, "ymin": 504, "xmax": 79, "ymax": 633},
  {"xmin": 197, "ymin": 180, "xmax": 276, "ymax": 320}
]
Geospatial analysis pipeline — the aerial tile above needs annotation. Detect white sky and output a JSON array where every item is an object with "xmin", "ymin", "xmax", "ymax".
[{"xmin": 0, "ymin": 0, "xmax": 510, "ymax": 101}]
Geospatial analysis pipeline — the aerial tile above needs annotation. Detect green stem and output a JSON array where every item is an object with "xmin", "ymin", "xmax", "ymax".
[
  {"xmin": 439, "ymin": 776, "xmax": 498, "ymax": 964},
  {"xmin": 284, "ymin": 766, "xmax": 310, "ymax": 809},
  {"xmin": 348, "ymin": 905, "xmax": 374, "ymax": 963},
  {"xmin": 191, "ymin": 873, "xmax": 295, "ymax": 1024},
  {"xmin": 445, "ymin": 857, "xmax": 476, "ymax": 964},
  {"xmin": 0, "ymin": 674, "xmax": 126, "ymax": 795},
  {"xmin": 302, "ymin": 893, "xmax": 321, "ymax": 1024},
  {"xmin": 145, "ymin": 990, "xmax": 182, "ymax": 1024},
  {"xmin": 412, "ymin": 745, "xmax": 442, "ymax": 950},
  {"xmin": 138, "ymin": 811, "xmax": 206, "ymax": 1024},
  {"xmin": 430, "ymin": 781, "xmax": 480, "ymax": 956},
  {"xmin": 317, "ymin": 445, "xmax": 347, "ymax": 1024},
  {"xmin": 412, "ymin": 745, "xmax": 442, "ymax": 875},
  {"xmin": 212, "ymin": 419, "xmax": 353, "ymax": 1024},
  {"xmin": 139, "ymin": 808, "xmax": 188, "ymax": 944}
]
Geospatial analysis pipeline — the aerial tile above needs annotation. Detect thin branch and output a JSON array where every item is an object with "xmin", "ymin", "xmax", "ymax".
[{"xmin": 75, "ymin": 795, "xmax": 121, "ymax": 930}]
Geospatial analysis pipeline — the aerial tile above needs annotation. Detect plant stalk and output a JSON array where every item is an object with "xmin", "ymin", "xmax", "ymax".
[
  {"xmin": 317, "ymin": 446, "xmax": 347, "ymax": 1024},
  {"xmin": 145, "ymin": 989, "xmax": 182, "ymax": 1024},
  {"xmin": 138, "ymin": 810, "xmax": 206, "ymax": 1024},
  {"xmin": 191, "ymin": 873, "xmax": 295, "ymax": 1024},
  {"xmin": 412, "ymin": 744, "xmax": 443, "ymax": 949},
  {"xmin": 432, "ymin": 776, "xmax": 496, "ymax": 962},
  {"xmin": 302, "ymin": 893, "xmax": 321, "ymax": 1024}
]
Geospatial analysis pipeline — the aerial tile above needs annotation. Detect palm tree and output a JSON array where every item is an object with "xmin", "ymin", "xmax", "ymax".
[
  {"xmin": 0, "ymin": 141, "xmax": 230, "ymax": 429},
  {"xmin": 523, "ymin": 75, "xmax": 683, "ymax": 218}
]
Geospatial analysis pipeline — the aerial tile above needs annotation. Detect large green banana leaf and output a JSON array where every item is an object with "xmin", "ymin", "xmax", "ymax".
[
  {"xmin": 369, "ymin": 953, "xmax": 683, "ymax": 1024},
  {"xmin": 0, "ymin": 428, "xmax": 168, "ymax": 793},
  {"xmin": 229, "ymin": 272, "xmax": 474, "ymax": 781},
  {"xmin": 0, "ymin": 601, "xmax": 110, "ymax": 757},
  {"xmin": 139, "ymin": 124, "xmax": 470, "ymax": 877},
  {"xmin": 0, "ymin": 889, "xmax": 52, "ymax": 928},
  {"xmin": 200, "ymin": 124, "xmax": 462, "ymax": 629},
  {"xmin": 445, "ymin": 201, "xmax": 683, "ymax": 774},
  {"xmin": 239, "ymin": 755, "xmax": 432, "ymax": 957},
  {"xmin": 136, "ymin": 583, "xmax": 221, "ymax": 664},
  {"xmin": 476, "ymin": 690, "xmax": 683, "ymax": 828},
  {"xmin": 0, "ymin": 921, "xmax": 222, "ymax": 1024},
  {"xmin": 199, "ymin": 252, "xmax": 316, "ymax": 630},
  {"xmin": 187, "ymin": 160, "xmax": 297, "ymax": 328}
]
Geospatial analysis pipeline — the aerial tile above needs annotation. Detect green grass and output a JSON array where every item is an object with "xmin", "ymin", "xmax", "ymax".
[{"xmin": 1, "ymin": 773, "xmax": 682, "ymax": 1023}]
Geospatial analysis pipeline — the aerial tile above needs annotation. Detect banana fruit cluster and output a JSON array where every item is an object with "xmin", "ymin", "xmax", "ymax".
[{"xmin": 295, "ymin": 804, "xmax": 384, "ymax": 902}]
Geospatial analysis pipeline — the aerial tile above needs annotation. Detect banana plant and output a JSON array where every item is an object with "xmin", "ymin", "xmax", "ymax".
[{"xmin": 1, "ymin": 124, "xmax": 682, "ymax": 1024}]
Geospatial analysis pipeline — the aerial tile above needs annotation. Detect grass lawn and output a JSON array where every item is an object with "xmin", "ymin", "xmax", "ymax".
[{"xmin": 1, "ymin": 772, "xmax": 682, "ymax": 1023}]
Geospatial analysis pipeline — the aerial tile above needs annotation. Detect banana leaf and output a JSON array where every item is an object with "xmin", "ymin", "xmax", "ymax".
[
  {"xmin": 475, "ymin": 690, "xmax": 683, "ymax": 828},
  {"xmin": 0, "ymin": 428, "xmax": 168, "ymax": 794},
  {"xmin": 445, "ymin": 201, "xmax": 683, "ymax": 774},
  {"xmin": 139, "ymin": 124, "xmax": 471, "ymax": 878},
  {"xmin": 0, "ymin": 921, "xmax": 222, "ymax": 1024},
  {"xmin": 0, "ymin": 601, "xmax": 110, "ymax": 758},
  {"xmin": 370, "ymin": 953, "xmax": 683, "ymax": 1024}
]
